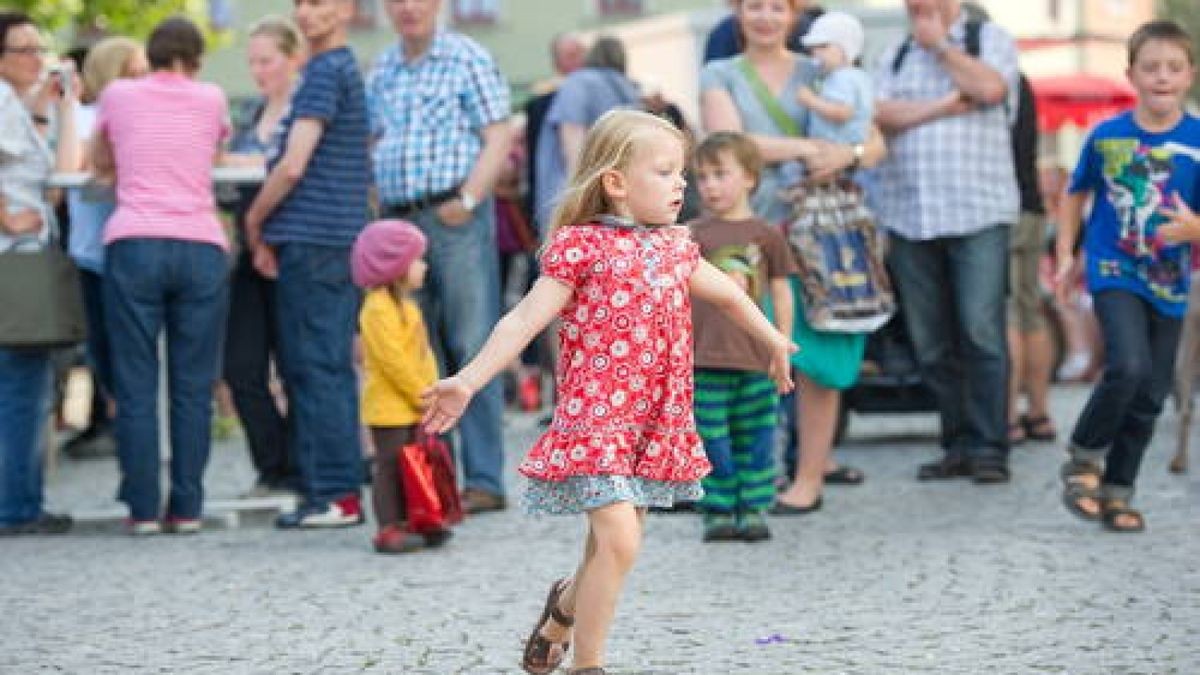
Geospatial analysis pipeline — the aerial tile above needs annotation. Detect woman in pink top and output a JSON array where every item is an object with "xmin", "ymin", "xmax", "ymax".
[{"xmin": 92, "ymin": 17, "xmax": 231, "ymax": 535}]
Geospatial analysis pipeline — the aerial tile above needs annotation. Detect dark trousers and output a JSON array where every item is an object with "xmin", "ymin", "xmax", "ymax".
[
  {"xmin": 80, "ymin": 269, "xmax": 113, "ymax": 431},
  {"xmin": 224, "ymin": 252, "xmax": 294, "ymax": 489},
  {"xmin": 1070, "ymin": 290, "xmax": 1182, "ymax": 496},
  {"xmin": 274, "ymin": 242, "xmax": 363, "ymax": 506},
  {"xmin": 888, "ymin": 226, "xmax": 1011, "ymax": 463},
  {"xmin": 369, "ymin": 426, "xmax": 415, "ymax": 527},
  {"xmin": 104, "ymin": 239, "xmax": 229, "ymax": 520}
]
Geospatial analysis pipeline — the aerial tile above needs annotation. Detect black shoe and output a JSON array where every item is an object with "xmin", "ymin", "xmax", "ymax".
[
  {"xmin": 917, "ymin": 456, "xmax": 972, "ymax": 481},
  {"xmin": 737, "ymin": 511, "xmax": 771, "ymax": 542},
  {"xmin": 0, "ymin": 512, "xmax": 72, "ymax": 536},
  {"xmin": 768, "ymin": 495, "xmax": 822, "ymax": 515},
  {"xmin": 971, "ymin": 461, "xmax": 1011, "ymax": 484},
  {"xmin": 61, "ymin": 427, "xmax": 116, "ymax": 460},
  {"xmin": 702, "ymin": 513, "xmax": 740, "ymax": 542}
]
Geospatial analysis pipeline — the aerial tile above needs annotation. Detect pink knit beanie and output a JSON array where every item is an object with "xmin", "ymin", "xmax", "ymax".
[{"xmin": 350, "ymin": 219, "xmax": 427, "ymax": 288}]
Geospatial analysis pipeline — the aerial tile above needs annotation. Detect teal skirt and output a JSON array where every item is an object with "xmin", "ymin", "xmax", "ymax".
[{"xmin": 788, "ymin": 277, "xmax": 867, "ymax": 390}]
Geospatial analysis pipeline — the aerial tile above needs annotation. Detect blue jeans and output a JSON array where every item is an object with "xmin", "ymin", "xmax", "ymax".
[
  {"xmin": 387, "ymin": 200, "xmax": 506, "ymax": 496},
  {"xmin": 105, "ymin": 239, "xmax": 230, "ymax": 521},
  {"xmin": 1070, "ymin": 290, "xmax": 1181, "ymax": 498},
  {"xmin": 0, "ymin": 347, "xmax": 52, "ymax": 526},
  {"xmin": 887, "ymin": 225, "xmax": 1010, "ymax": 463},
  {"xmin": 274, "ymin": 243, "xmax": 362, "ymax": 505}
]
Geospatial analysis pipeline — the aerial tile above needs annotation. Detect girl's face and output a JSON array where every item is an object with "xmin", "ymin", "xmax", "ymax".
[
  {"xmin": 1127, "ymin": 39, "xmax": 1194, "ymax": 120},
  {"xmin": 737, "ymin": 0, "xmax": 797, "ymax": 51},
  {"xmin": 607, "ymin": 129, "xmax": 687, "ymax": 226},
  {"xmin": 403, "ymin": 258, "xmax": 428, "ymax": 290},
  {"xmin": 247, "ymin": 34, "xmax": 298, "ymax": 98}
]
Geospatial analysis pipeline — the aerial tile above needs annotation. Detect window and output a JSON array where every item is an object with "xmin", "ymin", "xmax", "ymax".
[
  {"xmin": 595, "ymin": 0, "xmax": 645, "ymax": 17},
  {"xmin": 453, "ymin": 0, "xmax": 501, "ymax": 25}
]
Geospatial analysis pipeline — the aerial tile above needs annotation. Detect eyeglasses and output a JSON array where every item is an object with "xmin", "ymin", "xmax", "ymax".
[{"xmin": 2, "ymin": 46, "xmax": 48, "ymax": 56}]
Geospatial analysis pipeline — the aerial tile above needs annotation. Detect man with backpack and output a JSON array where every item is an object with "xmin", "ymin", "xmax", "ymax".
[{"xmin": 872, "ymin": 0, "xmax": 1020, "ymax": 484}]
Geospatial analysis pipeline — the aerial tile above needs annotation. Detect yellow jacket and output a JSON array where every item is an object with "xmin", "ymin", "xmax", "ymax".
[{"xmin": 359, "ymin": 288, "xmax": 438, "ymax": 427}]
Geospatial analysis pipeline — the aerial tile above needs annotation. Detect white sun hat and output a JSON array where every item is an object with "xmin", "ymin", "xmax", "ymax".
[{"xmin": 800, "ymin": 11, "xmax": 865, "ymax": 63}]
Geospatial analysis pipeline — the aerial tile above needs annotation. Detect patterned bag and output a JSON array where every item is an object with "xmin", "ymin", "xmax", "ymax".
[
  {"xmin": 781, "ymin": 179, "xmax": 895, "ymax": 333},
  {"xmin": 398, "ymin": 432, "xmax": 464, "ymax": 534}
]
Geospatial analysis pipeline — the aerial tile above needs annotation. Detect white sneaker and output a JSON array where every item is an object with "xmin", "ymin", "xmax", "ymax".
[
  {"xmin": 164, "ymin": 518, "xmax": 201, "ymax": 534},
  {"xmin": 127, "ymin": 519, "xmax": 162, "ymax": 536},
  {"xmin": 1057, "ymin": 352, "xmax": 1092, "ymax": 382}
]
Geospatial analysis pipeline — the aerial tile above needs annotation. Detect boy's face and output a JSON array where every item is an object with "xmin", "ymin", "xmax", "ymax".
[
  {"xmin": 1127, "ymin": 39, "xmax": 1195, "ymax": 118},
  {"xmin": 696, "ymin": 150, "xmax": 756, "ymax": 218},
  {"xmin": 810, "ymin": 43, "xmax": 847, "ymax": 72},
  {"xmin": 293, "ymin": 0, "xmax": 350, "ymax": 44}
]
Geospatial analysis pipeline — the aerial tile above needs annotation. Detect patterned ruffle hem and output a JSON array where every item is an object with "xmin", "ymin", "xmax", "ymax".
[
  {"xmin": 519, "ymin": 427, "xmax": 710, "ymax": 483},
  {"xmin": 523, "ymin": 475, "xmax": 704, "ymax": 516}
]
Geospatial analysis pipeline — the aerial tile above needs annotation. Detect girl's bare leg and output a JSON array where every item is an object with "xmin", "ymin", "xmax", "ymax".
[
  {"xmin": 778, "ymin": 374, "xmax": 837, "ymax": 507},
  {"xmin": 569, "ymin": 501, "xmax": 642, "ymax": 669}
]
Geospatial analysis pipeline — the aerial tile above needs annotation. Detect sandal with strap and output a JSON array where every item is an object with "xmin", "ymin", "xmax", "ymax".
[
  {"xmin": 1100, "ymin": 499, "xmax": 1146, "ymax": 533},
  {"xmin": 568, "ymin": 669, "xmax": 607, "ymax": 675},
  {"xmin": 522, "ymin": 578, "xmax": 575, "ymax": 675},
  {"xmin": 1021, "ymin": 415, "xmax": 1058, "ymax": 442},
  {"xmin": 1060, "ymin": 460, "xmax": 1102, "ymax": 522}
]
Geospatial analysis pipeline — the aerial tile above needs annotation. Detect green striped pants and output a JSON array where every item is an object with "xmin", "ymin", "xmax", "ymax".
[{"xmin": 694, "ymin": 369, "xmax": 779, "ymax": 513}]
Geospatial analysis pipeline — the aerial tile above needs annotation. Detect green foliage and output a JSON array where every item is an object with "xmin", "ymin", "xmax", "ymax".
[
  {"xmin": 3, "ymin": 0, "xmax": 217, "ymax": 43},
  {"xmin": 1158, "ymin": 0, "xmax": 1200, "ymax": 103}
]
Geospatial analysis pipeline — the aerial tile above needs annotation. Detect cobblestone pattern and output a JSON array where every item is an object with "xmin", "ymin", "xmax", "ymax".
[{"xmin": 3, "ymin": 386, "xmax": 1198, "ymax": 674}]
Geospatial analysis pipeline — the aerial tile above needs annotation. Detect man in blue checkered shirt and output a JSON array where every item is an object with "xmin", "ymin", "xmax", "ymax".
[
  {"xmin": 873, "ymin": 0, "xmax": 1020, "ymax": 484},
  {"xmin": 368, "ymin": 0, "xmax": 512, "ymax": 514}
]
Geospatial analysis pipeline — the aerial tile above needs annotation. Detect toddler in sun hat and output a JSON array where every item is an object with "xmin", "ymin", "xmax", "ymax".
[
  {"xmin": 796, "ymin": 10, "xmax": 873, "ymax": 147},
  {"xmin": 351, "ymin": 219, "xmax": 447, "ymax": 554}
]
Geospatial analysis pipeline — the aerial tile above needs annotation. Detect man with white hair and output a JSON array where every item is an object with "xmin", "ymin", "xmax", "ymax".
[{"xmin": 873, "ymin": 0, "xmax": 1020, "ymax": 484}]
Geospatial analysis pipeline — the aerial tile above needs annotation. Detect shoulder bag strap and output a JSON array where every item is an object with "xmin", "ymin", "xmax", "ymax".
[{"xmin": 736, "ymin": 56, "xmax": 800, "ymax": 137}]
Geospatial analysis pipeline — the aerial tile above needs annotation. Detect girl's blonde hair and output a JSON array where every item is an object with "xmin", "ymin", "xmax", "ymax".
[
  {"xmin": 546, "ymin": 109, "xmax": 684, "ymax": 237},
  {"xmin": 249, "ymin": 14, "xmax": 303, "ymax": 58},
  {"xmin": 81, "ymin": 37, "xmax": 142, "ymax": 103}
]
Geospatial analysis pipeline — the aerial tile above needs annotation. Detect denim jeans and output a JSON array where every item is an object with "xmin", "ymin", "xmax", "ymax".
[
  {"xmin": 1070, "ymin": 290, "xmax": 1181, "ymax": 498},
  {"xmin": 0, "ymin": 347, "xmax": 52, "ymax": 526},
  {"xmin": 104, "ymin": 239, "xmax": 230, "ymax": 521},
  {"xmin": 887, "ymin": 225, "xmax": 1010, "ymax": 463},
  {"xmin": 274, "ymin": 243, "xmax": 362, "ymax": 505},
  {"xmin": 224, "ymin": 251, "xmax": 293, "ymax": 489},
  {"xmin": 386, "ymin": 200, "xmax": 506, "ymax": 496},
  {"xmin": 80, "ymin": 269, "xmax": 113, "ymax": 430}
]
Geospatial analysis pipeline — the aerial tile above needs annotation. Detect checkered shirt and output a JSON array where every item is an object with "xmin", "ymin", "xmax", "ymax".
[
  {"xmin": 871, "ymin": 17, "xmax": 1020, "ymax": 241},
  {"xmin": 367, "ymin": 31, "xmax": 510, "ymax": 206}
]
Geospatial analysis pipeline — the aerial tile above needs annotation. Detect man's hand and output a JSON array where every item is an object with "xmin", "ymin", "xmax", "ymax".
[
  {"xmin": 0, "ymin": 208, "xmax": 43, "ymax": 236},
  {"xmin": 252, "ymin": 244, "xmax": 278, "ymax": 279},
  {"xmin": 436, "ymin": 198, "xmax": 473, "ymax": 227},
  {"xmin": 1052, "ymin": 253, "xmax": 1079, "ymax": 308},
  {"xmin": 911, "ymin": 5, "xmax": 949, "ymax": 49}
]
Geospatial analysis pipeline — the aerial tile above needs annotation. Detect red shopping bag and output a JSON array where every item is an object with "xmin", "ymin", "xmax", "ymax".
[{"xmin": 398, "ymin": 433, "xmax": 464, "ymax": 533}]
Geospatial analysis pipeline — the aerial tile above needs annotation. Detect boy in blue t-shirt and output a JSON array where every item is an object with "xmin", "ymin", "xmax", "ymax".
[
  {"xmin": 1053, "ymin": 20, "xmax": 1199, "ymax": 533},
  {"xmin": 244, "ymin": 0, "xmax": 371, "ymax": 530},
  {"xmin": 796, "ymin": 11, "xmax": 872, "ymax": 146}
]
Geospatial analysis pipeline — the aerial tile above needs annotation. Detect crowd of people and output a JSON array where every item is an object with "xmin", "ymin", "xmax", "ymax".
[{"xmin": 1, "ymin": 0, "xmax": 1198, "ymax": 671}]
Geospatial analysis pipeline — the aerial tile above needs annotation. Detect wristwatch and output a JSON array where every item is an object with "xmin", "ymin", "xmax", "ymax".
[
  {"xmin": 458, "ymin": 188, "xmax": 478, "ymax": 212},
  {"xmin": 849, "ymin": 143, "xmax": 865, "ymax": 170}
]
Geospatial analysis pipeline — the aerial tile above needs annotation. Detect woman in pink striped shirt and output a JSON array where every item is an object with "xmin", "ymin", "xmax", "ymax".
[{"xmin": 92, "ymin": 17, "xmax": 231, "ymax": 536}]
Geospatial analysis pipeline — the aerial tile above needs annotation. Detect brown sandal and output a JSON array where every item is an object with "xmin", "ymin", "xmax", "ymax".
[
  {"xmin": 1060, "ymin": 460, "xmax": 1103, "ymax": 521},
  {"xmin": 1100, "ymin": 499, "xmax": 1145, "ymax": 533},
  {"xmin": 522, "ymin": 578, "xmax": 575, "ymax": 675}
]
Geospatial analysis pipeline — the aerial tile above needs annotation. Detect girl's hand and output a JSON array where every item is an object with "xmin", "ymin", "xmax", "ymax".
[
  {"xmin": 1158, "ymin": 193, "xmax": 1200, "ymax": 245},
  {"xmin": 1051, "ymin": 253, "xmax": 1078, "ymax": 308},
  {"xmin": 421, "ymin": 375, "xmax": 476, "ymax": 434},
  {"xmin": 767, "ymin": 338, "xmax": 799, "ymax": 394}
]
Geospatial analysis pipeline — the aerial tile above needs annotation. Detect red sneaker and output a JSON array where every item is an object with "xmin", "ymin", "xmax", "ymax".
[{"xmin": 518, "ymin": 374, "xmax": 542, "ymax": 412}]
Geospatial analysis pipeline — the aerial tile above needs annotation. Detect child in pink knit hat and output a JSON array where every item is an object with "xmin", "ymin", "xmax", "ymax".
[{"xmin": 350, "ymin": 220, "xmax": 448, "ymax": 554}]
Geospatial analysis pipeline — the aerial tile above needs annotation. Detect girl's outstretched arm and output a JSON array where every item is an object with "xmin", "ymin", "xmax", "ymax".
[
  {"xmin": 689, "ymin": 259, "xmax": 797, "ymax": 393},
  {"xmin": 422, "ymin": 277, "xmax": 574, "ymax": 433}
]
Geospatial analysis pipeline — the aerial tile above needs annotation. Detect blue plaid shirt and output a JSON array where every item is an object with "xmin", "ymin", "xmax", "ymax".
[
  {"xmin": 367, "ymin": 32, "xmax": 510, "ymax": 206},
  {"xmin": 872, "ymin": 17, "xmax": 1020, "ymax": 241}
]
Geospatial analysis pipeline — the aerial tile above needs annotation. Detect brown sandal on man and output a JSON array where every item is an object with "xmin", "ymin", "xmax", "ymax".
[
  {"xmin": 1060, "ymin": 460, "xmax": 1103, "ymax": 522},
  {"xmin": 1100, "ymin": 499, "xmax": 1146, "ymax": 533},
  {"xmin": 522, "ymin": 578, "xmax": 575, "ymax": 675}
]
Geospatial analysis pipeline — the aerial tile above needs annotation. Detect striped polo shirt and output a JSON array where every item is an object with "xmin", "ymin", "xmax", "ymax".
[{"xmin": 264, "ymin": 46, "xmax": 370, "ymax": 248}]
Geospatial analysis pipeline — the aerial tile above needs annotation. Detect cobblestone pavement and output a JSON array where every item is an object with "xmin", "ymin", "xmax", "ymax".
[{"xmin": 3, "ymin": 385, "xmax": 1198, "ymax": 674}]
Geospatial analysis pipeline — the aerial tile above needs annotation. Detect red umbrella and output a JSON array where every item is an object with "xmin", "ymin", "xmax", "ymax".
[{"xmin": 1029, "ymin": 74, "xmax": 1137, "ymax": 133}]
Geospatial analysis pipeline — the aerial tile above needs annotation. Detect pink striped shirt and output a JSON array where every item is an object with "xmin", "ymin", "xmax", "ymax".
[{"xmin": 96, "ymin": 72, "xmax": 231, "ymax": 249}]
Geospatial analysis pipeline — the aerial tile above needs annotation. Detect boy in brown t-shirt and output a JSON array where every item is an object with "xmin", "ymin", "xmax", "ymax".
[{"xmin": 688, "ymin": 132, "xmax": 797, "ymax": 542}]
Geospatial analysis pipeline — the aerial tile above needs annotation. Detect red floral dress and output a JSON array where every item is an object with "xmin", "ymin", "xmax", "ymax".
[{"xmin": 520, "ymin": 219, "xmax": 711, "ymax": 512}]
